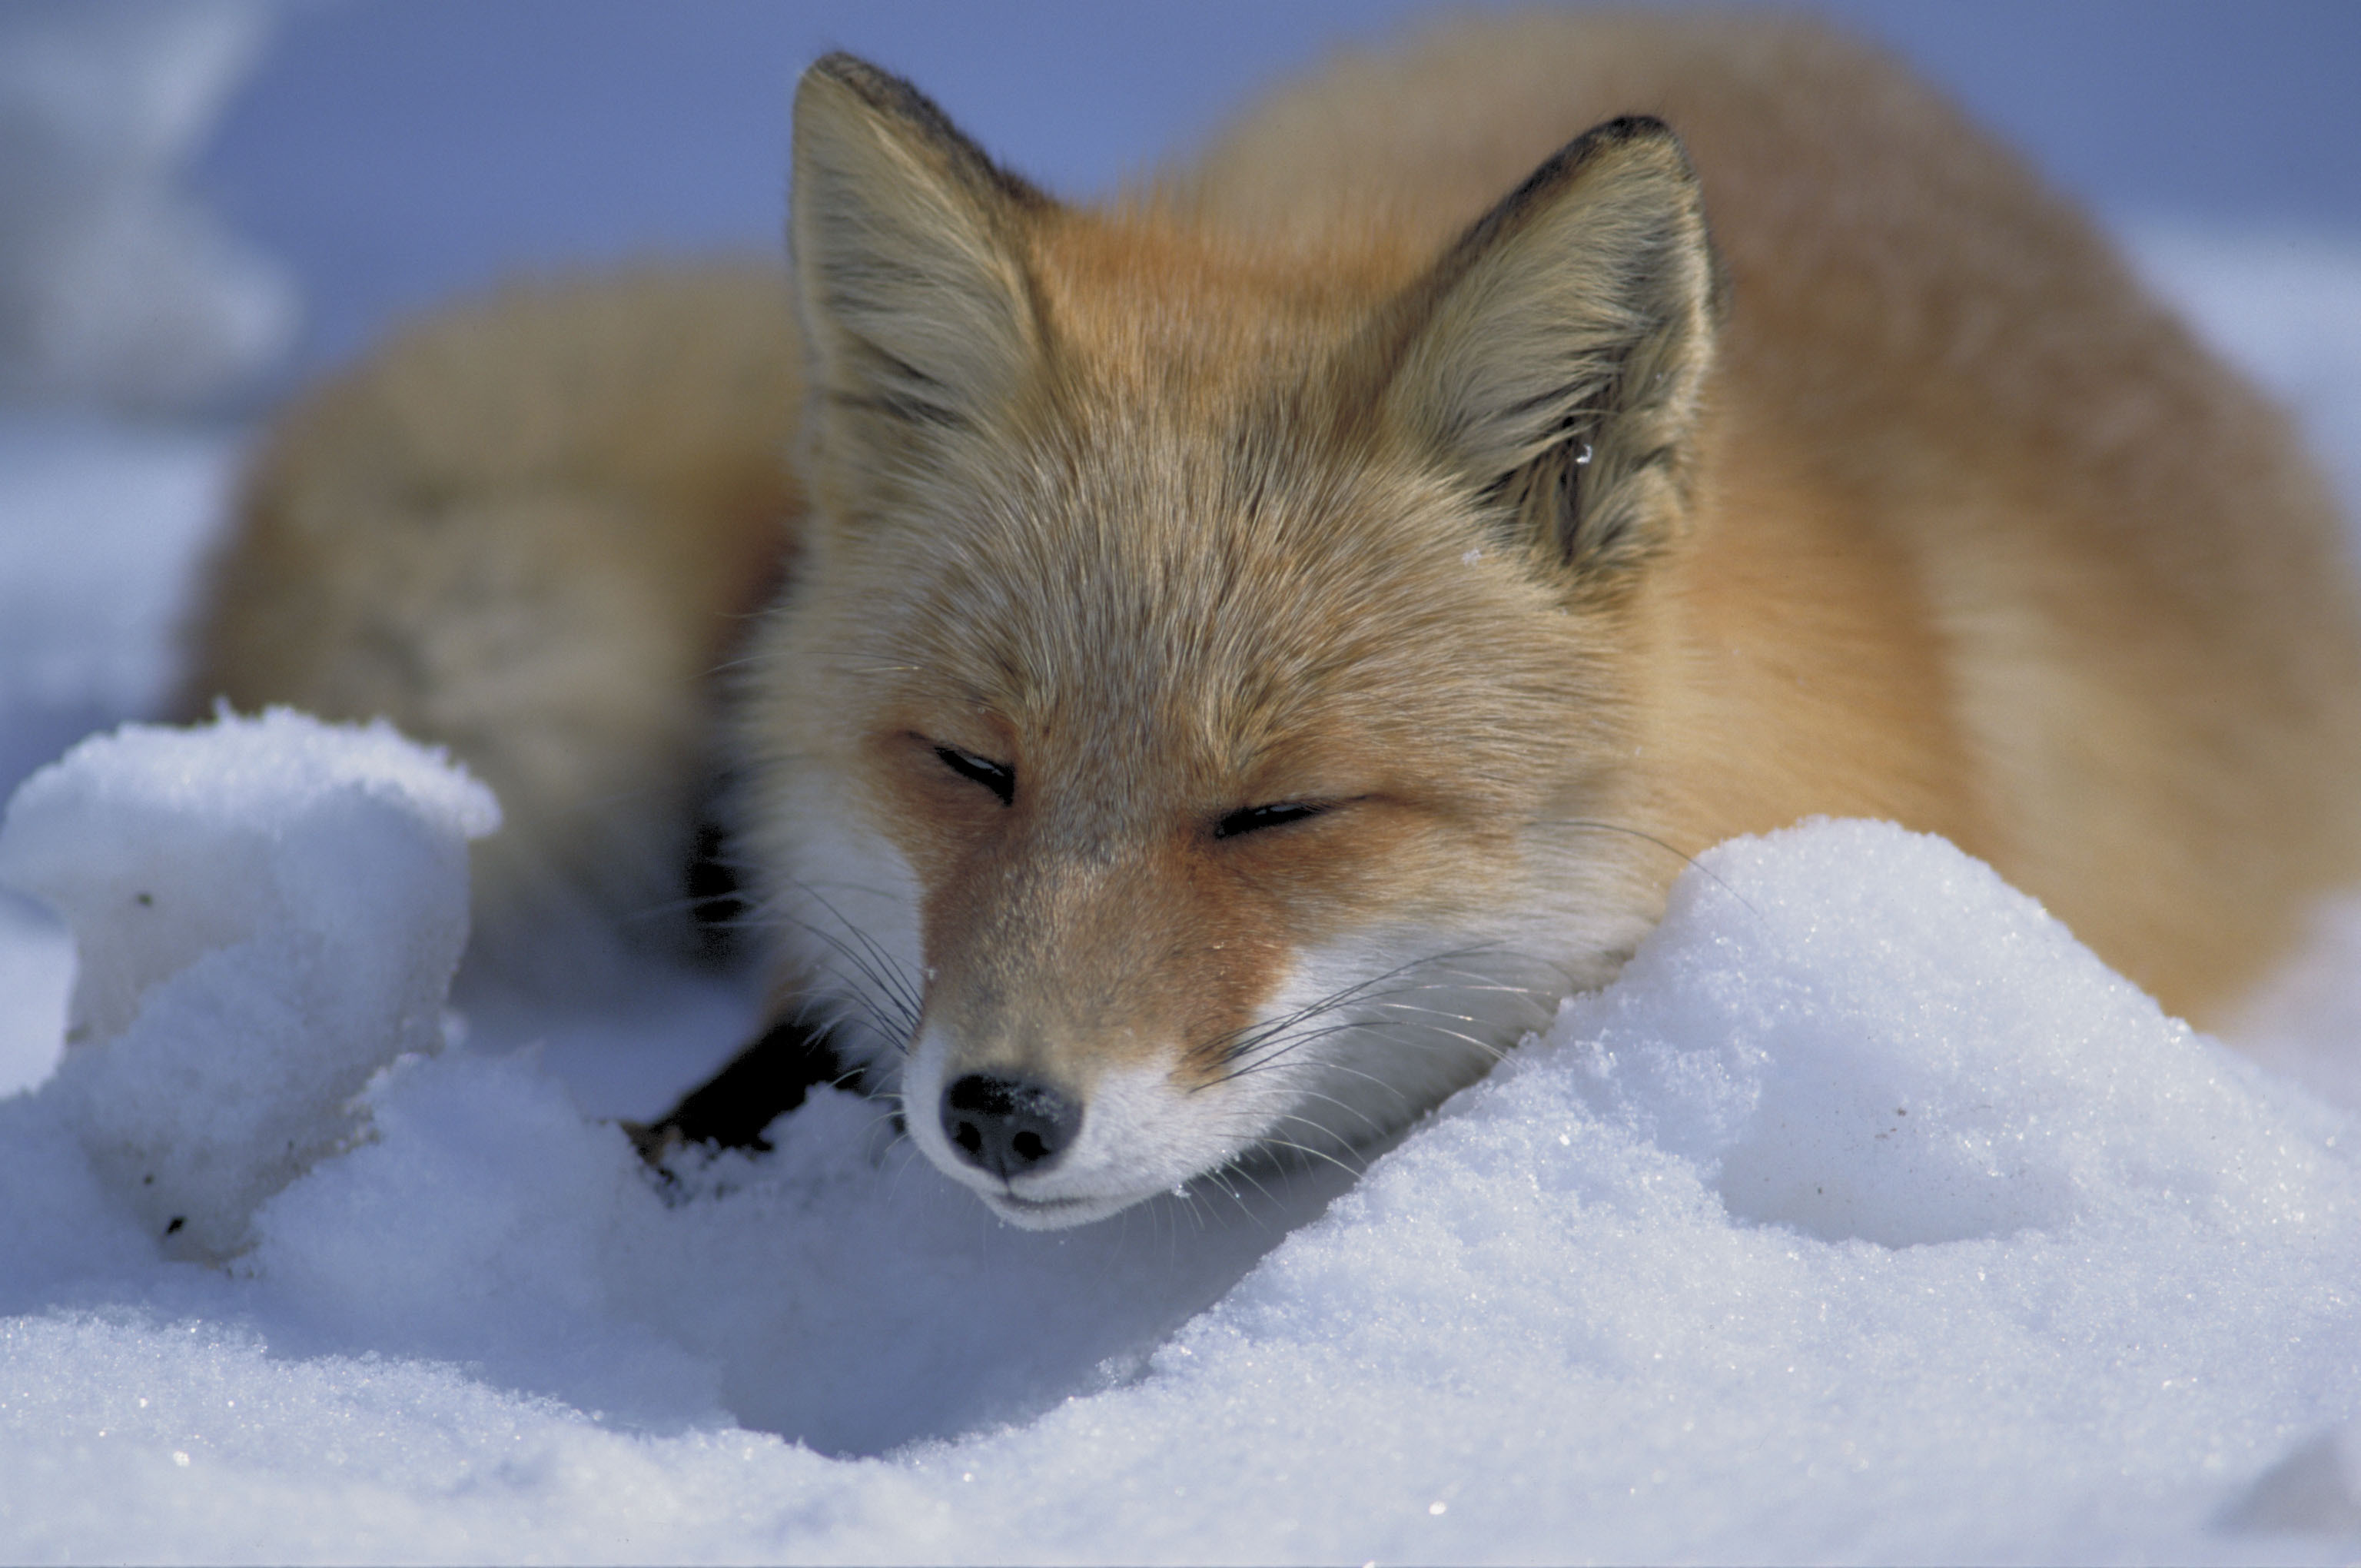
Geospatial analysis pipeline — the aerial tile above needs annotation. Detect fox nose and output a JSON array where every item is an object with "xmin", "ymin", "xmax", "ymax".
[{"xmin": 941, "ymin": 1073, "xmax": 1082, "ymax": 1179}]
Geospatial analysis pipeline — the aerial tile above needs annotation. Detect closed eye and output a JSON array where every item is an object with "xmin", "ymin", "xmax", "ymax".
[
  {"xmin": 934, "ymin": 744, "xmax": 1014, "ymax": 806},
  {"xmin": 1214, "ymin": 801, "xmax": 1327, "ymax": 839}
]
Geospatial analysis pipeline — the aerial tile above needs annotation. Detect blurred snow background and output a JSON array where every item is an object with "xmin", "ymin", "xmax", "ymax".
[
  {"xmin": 2, "ymin": 2, "xmax": 2360, "ymax": 1561},
  {"xmin": 0, "ymin": 0, "xmax": 291, "ymax": 410}
]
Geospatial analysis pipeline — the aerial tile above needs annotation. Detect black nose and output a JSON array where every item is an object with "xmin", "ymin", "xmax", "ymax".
[{"xmin": 941, "ymin": 1074, "xmax": 1082, "ymax": 1179}]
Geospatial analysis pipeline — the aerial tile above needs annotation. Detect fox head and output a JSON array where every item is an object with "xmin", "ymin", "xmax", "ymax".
[{"xmin": 735, "ymin": 54, "xmax": 1720, "ymax": 1227}]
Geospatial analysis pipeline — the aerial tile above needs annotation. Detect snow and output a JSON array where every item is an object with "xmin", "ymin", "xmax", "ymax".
[
  {"xmin": 0, "ymin": 711, "xmax": 495, "ymax": 1260},
  {"xmin": 2, "ymin": 726, "xmax": 2359, "ymax": 1561},
  {"xmin": 0, "ymin": 1, "xmax": 294, "ymax": 411},
  {"xmin": 0, "ymin": 889, "xmax": 71, "ymax": 1098},
  {"xmin": 2, "ymin": 12, "xmax": 2361, "ymax": 1560},
  {"xmin": 0, "ymin": 418, "xmax": 239, "ymax": 799}
]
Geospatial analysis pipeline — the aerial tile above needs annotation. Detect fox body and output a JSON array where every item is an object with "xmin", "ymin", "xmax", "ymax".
[{"xmin": 188, "ymin": 13, "xmax": 2361, "ymax": 1227}]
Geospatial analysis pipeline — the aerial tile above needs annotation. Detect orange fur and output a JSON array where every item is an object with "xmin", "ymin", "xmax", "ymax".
[{"xmin": 185, "ymin": 12, "xmax": 2361, "ymax": 1225}]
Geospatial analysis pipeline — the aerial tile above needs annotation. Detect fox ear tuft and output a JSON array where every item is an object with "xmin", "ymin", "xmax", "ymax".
[
  {"xmin": 1381, "ymin": 117, "xmax": 1719, "ymax": 582},
  {"xmin": 791, "ymin": 55, "xmax": 1046, "ymax": 473}
]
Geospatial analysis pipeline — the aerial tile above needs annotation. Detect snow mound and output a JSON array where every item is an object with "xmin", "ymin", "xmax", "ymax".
[
  {"xmin": 0, "ymin": 708, "xmax": 496, "ymax": 1259},
  {"xmin": 931, "ymin": 822, "xmax": 2359, "ymax": 1563},
  {"xmin": 1561, "ymin": 819, "xmax": 2336, "ymax": 1248},
  {"xmin": 1, "ymin": 732, "xmax": 2356, "ymax": 1560}
]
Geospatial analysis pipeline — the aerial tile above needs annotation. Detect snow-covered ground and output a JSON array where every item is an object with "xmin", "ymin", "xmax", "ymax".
[
  {"xmin": 0, "ymin": 228, "xmax": 2355, "ymax": 1566},
  {"xmin": 6, "ymin": 2, "xmax": 2361, "ymax": 1558}
]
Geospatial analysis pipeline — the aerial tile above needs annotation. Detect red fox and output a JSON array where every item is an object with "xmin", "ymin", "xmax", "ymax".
[{"xmin": 184, "ymin": 13, "xmax": 2361, "ymax": 1227}]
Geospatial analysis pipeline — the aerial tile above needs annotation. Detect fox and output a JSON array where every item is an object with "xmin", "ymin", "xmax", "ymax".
[{"xmin": 183, "ymin": 11, "xmax": 2361, "ymax": 1229}]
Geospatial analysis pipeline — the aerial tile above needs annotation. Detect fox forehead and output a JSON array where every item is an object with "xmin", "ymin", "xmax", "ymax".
[
  {"xmin": 829, "ymin": 409, "xmax": 1629, "ymax": 816},
  {"xmin": 1025, "ymin": 206, "xmax": 1426, "ymax": 384}
]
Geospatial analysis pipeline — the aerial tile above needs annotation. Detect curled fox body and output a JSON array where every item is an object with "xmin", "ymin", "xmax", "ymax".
[{"xmin": 188, "ymin": 13, "xmax": 2361, "ymax": 1227}]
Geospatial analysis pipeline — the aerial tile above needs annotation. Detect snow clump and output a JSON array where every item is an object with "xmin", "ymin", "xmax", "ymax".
[{"xmin": 0, "ymin": 707, "xmax": 496, "ymax": 1259}]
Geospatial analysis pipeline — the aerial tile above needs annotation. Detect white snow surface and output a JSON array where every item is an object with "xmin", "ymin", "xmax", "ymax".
[{"xmin": 0, "ymin": 230, "xmax": 2359, "ymax": 1563}]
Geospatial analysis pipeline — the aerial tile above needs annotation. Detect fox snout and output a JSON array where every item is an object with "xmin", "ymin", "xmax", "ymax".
[
  {"xmin": 939, "ymin": 1072, "xmax": 1082, "ymax": 1180},
  {"xmin": 895, "ymin": 954, "xmax": 1273, "ymax": 1227}
]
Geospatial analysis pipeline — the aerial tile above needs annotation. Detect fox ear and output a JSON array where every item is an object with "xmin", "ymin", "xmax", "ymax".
[
  {"xmin": 791, "ymin": 55, "xmax": 1044, "ymax": 476},
  {"xmin": 1380, "ymin": 116, "xmax": 1718, "ymax": 581}
]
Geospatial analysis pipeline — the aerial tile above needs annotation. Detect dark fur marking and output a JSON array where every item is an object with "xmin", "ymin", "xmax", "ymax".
[
  {"xmin": 823, "ymin": 389, "xmax": 968, "ymax": 430},
  {"xmin": 807, "ymin": 52, "xmax": 1051, "ymax": 213}
]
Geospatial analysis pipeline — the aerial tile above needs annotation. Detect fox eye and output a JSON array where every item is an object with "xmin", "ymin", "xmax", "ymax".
[
  {"xmin": 934, "ymin": 744, "xmax": 1014, "ymax": 806},
  {"xmin": 1214, "ymin": 801, "xmax": 1327, "ymax": 839}
]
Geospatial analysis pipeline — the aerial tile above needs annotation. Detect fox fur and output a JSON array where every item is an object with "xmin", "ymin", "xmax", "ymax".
[{"xmin": 184, "ymin": 12, "xmax": 2361, "ymax": 1227}]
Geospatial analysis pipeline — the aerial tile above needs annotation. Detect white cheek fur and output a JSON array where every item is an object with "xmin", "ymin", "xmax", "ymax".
[
  {"xmin": 1214, "ymin": 921, "xmax": 1569, "ymax": 1158},
  {"xmin": 762, "ymin": 787, "xmax": 926, "ymax": 1088}
]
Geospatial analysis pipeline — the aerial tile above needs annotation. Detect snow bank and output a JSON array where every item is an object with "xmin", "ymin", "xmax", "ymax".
[
  {"xmin": 0, "ymin": 716, "xmax": 2355, "ymax": 1561},
  {"xmin": 884, "ymin": 823, "xmax": 2361, "ymax": 1563}
]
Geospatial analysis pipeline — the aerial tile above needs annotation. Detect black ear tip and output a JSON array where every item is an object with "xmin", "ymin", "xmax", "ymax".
[
  {"xmin": 799, "ymin": 52, "xmax": 952, "ymax": 133},
  {"xmin": 1582, "ymin": 115, "xmax": 1699, "ymax": 179},
  {"xmin": 1596, "ymin": 113, "xmax": 1675, "ymax": 141},
  {"xmin": 799, "ymin": 52, "xmax": 902, "ymax": 108},
  {"xmin": 792, "ymin": 50, "xmax": 1047, "ymax": 210}
]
